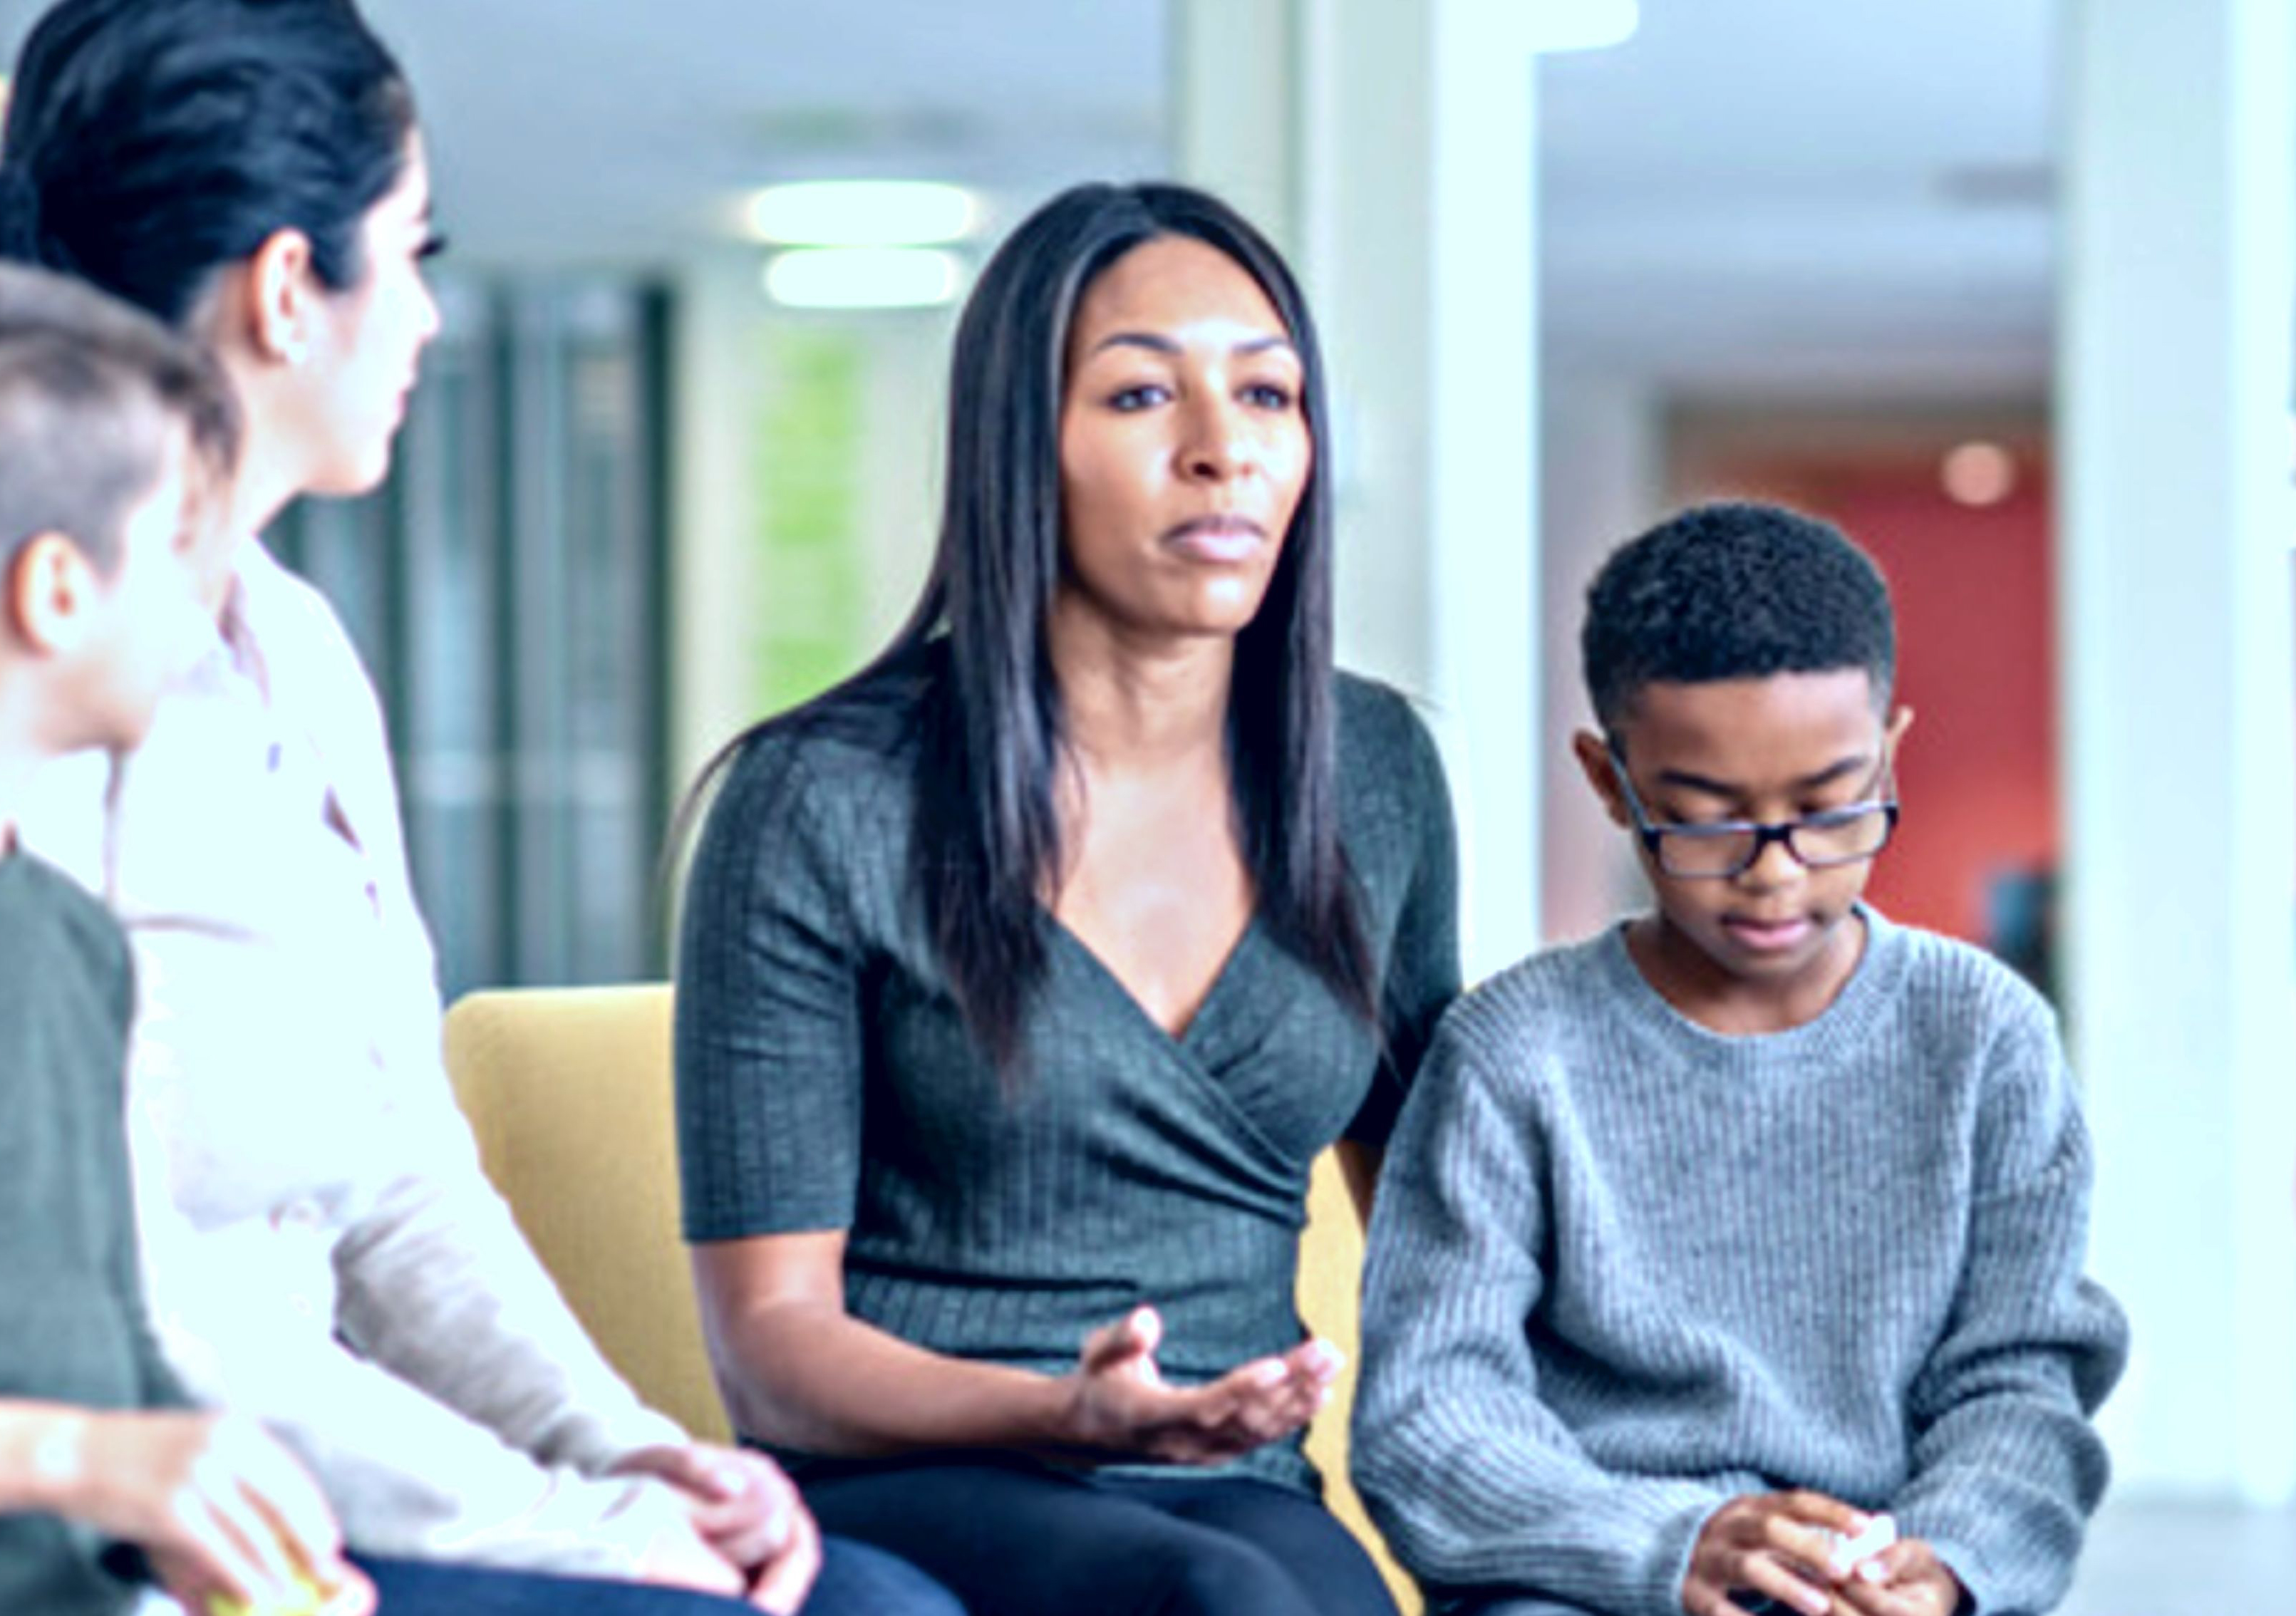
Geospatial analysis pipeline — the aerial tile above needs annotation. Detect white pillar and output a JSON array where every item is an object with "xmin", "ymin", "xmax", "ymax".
[
  {"xmin": 1175, "ymin": 0, "xmax": 1543, "ymax": 982},
  {"xmin": 668, "ymin": 250, "xmax": 772, "ymax": 792},
  {"xmin": 2058, "ymin": 0, "xmax": 2296, "ymax": 1502},
  {"xmin": 1541, "ymin": 370, "xmax": 1662, "ymax": 943}
]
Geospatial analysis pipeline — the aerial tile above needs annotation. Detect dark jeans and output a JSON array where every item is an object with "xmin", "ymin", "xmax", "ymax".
[
  {"xmin": 358, "ymin": 1533, "xmax": 962, "ymax": 1615},
  {"xmin": 804, "ymin": 1456, "xmax": 1400, "ymax": 1616}
]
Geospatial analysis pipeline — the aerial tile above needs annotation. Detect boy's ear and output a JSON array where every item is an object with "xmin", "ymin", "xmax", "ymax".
[
  {"xmin": 5, "ymin": 534, "xmax": 100, "ymax": 656},
  {"xmin": 1886, "ymin": 703, "xmax": 1915, "ymax": 754},
  {"xmin": 240, "ymin": 227, "xmax": 321, "ymax": 367},
  {"xmin": 1572, "ymin": 728, "xmax": 1633, "ymax": 828}
]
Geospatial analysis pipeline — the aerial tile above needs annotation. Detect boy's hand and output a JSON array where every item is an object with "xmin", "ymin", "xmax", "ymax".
[
  {"xmin": 1064, "ymin": 1306, "xmax": 1342, "ymax": 1465},
  {"xmin": 1682, "ymin": 1491, "xmax": 1871, "ymax": 1616},
  {"xmin": 1836, "ymin": 1538, "xmax": 1966, "ymax": 1616},
  {"xmin": 64, "ymin": 1411, "xmax": 361, "ymax": 1612}
]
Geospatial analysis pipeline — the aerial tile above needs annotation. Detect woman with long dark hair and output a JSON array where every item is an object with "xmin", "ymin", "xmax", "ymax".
[
  {"xmin": 3, "ymin": 3, "xmax": 956, "ymax": 1612},
  {"xmin": 678, "ymin": 181, "xmax": 1461, "ymax": 1616}
]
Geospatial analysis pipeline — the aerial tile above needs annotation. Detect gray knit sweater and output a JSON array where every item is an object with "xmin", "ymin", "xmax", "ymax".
[{"xmin": 1352, "ymin": 909, "xmax": 2127, "ymax": 1616}]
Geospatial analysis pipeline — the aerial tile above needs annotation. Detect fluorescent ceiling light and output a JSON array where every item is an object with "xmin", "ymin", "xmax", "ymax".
[
  {"xmin": 1529, "ymin": 0, "xmax": 1638, "ymax": 53},
  {"xmin": 764, "ymin": 248, "xmax": 961, "ymax": 310},
  {"xmin": 747, "ymin": 181, "xmax": 978, "ymax": 247}
]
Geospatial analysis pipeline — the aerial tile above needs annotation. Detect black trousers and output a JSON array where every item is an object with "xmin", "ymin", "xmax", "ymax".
[{"xmin": 802, "ymin": 1456, "xmax": 1401, "ymax": 1616}]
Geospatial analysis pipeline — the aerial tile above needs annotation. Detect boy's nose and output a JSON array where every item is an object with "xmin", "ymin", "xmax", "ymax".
[{"xmin": 1736, "ymin": 833, "xmax": 1806, "ymax": 889}]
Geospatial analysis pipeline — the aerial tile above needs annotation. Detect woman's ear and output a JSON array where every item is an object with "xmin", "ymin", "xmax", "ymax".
[
  {"xmin": 1572, "ymin": 728, "xmax": 1632, "ymax": 829},
  {"xmin": 6, "ymin": 533, "xmax": 100, "ymax": 655},
  {"xmin": 242, "ymin": 227, "xmax": 320, "ymax": 367}
]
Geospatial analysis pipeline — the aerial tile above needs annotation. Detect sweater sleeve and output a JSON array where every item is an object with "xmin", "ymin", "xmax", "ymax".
[
  {"xmin": 327, "ymin": 1161, "xmax": 691, "ymax": 1472},
  {"xmin": 1351, "ymin": 1008, "xmax": 1725, "ymax": 1616},
  {"xmin": 676, "ymin": 736, "xmax": 866, "ymax": 1241},
  {"xmin": 1888, "ymin": 995, "xmax": 2129, "ymax": 1615}
]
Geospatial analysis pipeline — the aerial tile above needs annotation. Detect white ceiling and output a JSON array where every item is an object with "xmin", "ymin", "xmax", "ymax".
[
  {"xmin": 382, "ymin": 0, "xmax": 1169, "ymax": 263},
  {"xmin": 0, "ymin": 0, "xmax": 2059, "ymax": 401},
  {"xmin": 1541, "ymin": 0, "xmax": 2056, "ymax": 398}
]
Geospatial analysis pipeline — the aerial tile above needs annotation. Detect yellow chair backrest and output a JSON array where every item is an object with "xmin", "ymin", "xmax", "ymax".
[
  {"xmin": 443, "ymin": 983, "xmax": 730, "ymax": 1442},
  {"xmin": 441, "ymin": 983, "xmax": 1416, "ymax": 1612}
]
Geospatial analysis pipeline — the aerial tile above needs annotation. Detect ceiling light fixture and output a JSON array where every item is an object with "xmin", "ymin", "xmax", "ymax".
[
  {"xmin": 763, "ymin": 247, "xmax": 961, "ymax": 310},
  {"xmin": 746, "ymin": 181, "xmax": 978, "ymax": 247}
]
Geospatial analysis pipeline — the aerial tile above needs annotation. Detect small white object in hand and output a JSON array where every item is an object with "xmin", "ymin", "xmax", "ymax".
[{"xmin": 1826, "ymin": 1513, "xmax": 1898, "ymax": 1577}]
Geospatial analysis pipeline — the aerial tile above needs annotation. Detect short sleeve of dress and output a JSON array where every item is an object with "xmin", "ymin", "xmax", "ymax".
[
  {"xmin": 1347, "ymin": 696, "xmax": 1462, "ymax": 1147},
  {"xmin": 675, "ymin": 732, "xmax": 867, "ymax": 1241}
]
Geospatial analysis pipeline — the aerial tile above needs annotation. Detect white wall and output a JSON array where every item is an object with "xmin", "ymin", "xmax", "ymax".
[{"xmin": 1538, "ymin": 368, "xmax": 1662, "ymax": 943}]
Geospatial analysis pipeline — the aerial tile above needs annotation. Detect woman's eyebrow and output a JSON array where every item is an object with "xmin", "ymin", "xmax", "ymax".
[{"xmin": 1087, "ymin": 331, "xmax": 1297, "ymax": 358}]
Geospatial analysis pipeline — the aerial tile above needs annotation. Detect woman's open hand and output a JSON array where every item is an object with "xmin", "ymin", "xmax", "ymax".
[{"xmin": 1062, "ymin": 1306, "xmax": 1341, "ymax": 1465}]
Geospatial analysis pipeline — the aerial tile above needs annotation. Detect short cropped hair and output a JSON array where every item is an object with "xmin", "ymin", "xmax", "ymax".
[
  {"xmin": 0, "ymin": 262, "xmax": 241, "ymax": 574},
  {"xmin": 1581, "ymin": 500, "xmax": 1896, "ymax": 732}
]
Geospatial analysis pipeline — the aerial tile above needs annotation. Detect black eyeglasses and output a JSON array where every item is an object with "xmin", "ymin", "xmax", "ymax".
[{"xmin": 1606, "ymin": 742, "xmax": 1901, "ymax": 880}]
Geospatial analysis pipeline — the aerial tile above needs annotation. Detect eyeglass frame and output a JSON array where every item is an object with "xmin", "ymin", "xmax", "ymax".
[{"xmin": 1604, "ymin": 737, "xmax": 1902, "ymax": 880}]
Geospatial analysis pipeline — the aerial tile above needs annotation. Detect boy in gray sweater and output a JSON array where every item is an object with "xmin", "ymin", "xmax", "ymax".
[{"xmin": 1353, "ymin": 503, "xmax": 2127, "ymax": 1616}]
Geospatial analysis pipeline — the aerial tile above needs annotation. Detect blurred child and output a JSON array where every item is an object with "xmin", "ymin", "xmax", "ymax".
[
  {"xmin": 1353, "ymin": 502, "xmax": 2128, "ymax": 1616},
  {"xmin": 0, "ymin": 263, "xmax": 370, "ymax": 1616}
]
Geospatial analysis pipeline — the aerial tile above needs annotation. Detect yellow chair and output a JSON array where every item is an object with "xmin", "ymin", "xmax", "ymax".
[{"xmin": 442, "ymin": 983, "xmax": 1417, "ymax": 1612}]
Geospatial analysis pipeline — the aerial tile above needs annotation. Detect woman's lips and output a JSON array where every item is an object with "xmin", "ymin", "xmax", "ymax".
[{"xmin": 1164, "ymin": 515, "xmax": 1266, "ymax": 564}]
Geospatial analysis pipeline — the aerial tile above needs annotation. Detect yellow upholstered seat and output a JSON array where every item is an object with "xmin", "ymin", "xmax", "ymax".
[{"xmin": 441, "ymin": 983, "xmax": 1417, "ymax": 1611}]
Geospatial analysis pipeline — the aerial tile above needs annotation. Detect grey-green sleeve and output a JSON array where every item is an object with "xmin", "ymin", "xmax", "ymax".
[
  {"xmin": 1889, "ymin": 1000, "xmax": 2128, "ymax": 1615},
  {"xmin": 1351, "ymin": 1010, "xmax": 1724, "ymax": 1616},
  {"xmin": 676, "ymin": 737, "xmax": 866, "ymax": 1241}
]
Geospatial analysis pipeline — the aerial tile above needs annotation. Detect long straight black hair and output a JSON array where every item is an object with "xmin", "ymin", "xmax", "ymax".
[{"xmin": 681, "ymin": 180, "xmax": 1375, "ymax": 1071}]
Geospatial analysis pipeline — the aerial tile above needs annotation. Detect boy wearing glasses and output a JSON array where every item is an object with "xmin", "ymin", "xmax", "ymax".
[{"xmin": 1351, "ymin": 503, "xmax": 2126, "ymax": 1616}]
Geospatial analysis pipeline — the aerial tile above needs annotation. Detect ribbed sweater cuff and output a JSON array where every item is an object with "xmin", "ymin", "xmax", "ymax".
[
  {"xmin": 1646, "ymin": 1497, "xmax": 1722, "ymax": 1616},
  {"xmin": 1922, "ymin": 1535, "xmax": 1995, "ymax": 1616}
]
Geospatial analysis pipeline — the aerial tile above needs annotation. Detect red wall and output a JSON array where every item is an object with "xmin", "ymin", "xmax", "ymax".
[{"xmin": 1687, "ymin": 449, "xmax": 2057, "ymax": 947}]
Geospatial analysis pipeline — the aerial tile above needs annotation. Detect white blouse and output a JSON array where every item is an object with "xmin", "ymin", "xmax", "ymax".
[{"xmin": 27, "ymin": 541, "xmax": 691, "ymax": 1573}]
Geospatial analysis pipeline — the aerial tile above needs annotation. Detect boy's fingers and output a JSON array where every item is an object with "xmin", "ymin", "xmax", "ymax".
[
  {"xmin": 1757, "ymin": 1514, "xmax": 1847, "ymax": 1585},
  {"xmin": 1738, "ymin": 1551, "xmax": 1834, "ymax": 1616},
  {"xmin": 212, "ymin": 1490, "xmax": 307, "ymax": 1605},
  {"xmin": 224, "ymin": 1421, "xmax": 348, "ymax": 1570},
  {"xmin": 1866, "ymin": 1540, "xmax": 1923, "ymax": 1578},
  {"xmin": 1779, "ymin": 1491, "xmax": 1869, "ymax": 1535},
  {"xmin": 236, "ymin": 1459, "xmax": 347, "ymax": 1584},
  {"xmin": 170, "ymin": 1503, "xmax": 284, "ymax": 1607},
  {"xmin": 326, "ymin": 1566, "xmax": 381, "ymax": 1616}
]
